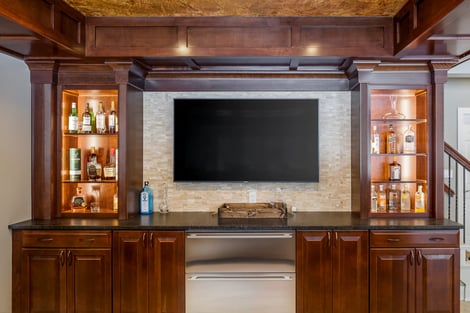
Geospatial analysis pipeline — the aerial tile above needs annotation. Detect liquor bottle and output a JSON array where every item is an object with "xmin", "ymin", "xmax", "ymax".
[
  {"xmin": 403, "ymin": 124, "xmax": 416, "ymax": 153},
  {"xmin": 140, "ymin": 181, "xmax": 154, "ymax": 214},
  {"xmin": 371, "ymin": 125, "xmax": 380, "ymax": 154},
  {"xmin": 96, "ymin": 102, "xmax": 107, "ymax": 134},
  {"xmin": 103, "ymin": 148, "xmax": 116, "ymax": 180},
  {"xmin": 400, "ymin": 184, "xmax": 411, "ymax": 212},
  {"xmin": 71, "ymin": 187, "xmax": 87, "ymax": 210},
  {"xmin": 86, "ymin": 146, "xmax": 101, "ymax": 180},
  {"xmin": 415, "ymin": 185, "xmax": 426, "ymax": 212},
  {"xmin": 371, "ymin": 185, "xmax": 378, "ymax": 212},
  {"xmin": 89, "ymin": 103, "xmax": 96, "ymax": 133},
  {"xmin": 377, "ymin": 184, "xmax": 387, "ymax": 211},
  {"xmin": 113, "ymin": 192, "xmax": 118, "ymax": 212},
  {"xmin": 69, "ymin": 148, "xmax": 81, "ymax": 181},
  {"xmin": 68, "ymin": 102, "xmax": 79, "ymax": 134},
  {"xmin": 387, "ymin": 184, "xmax": 400, "ymax": 211},
  {"xmin": 388, "ymin": 156, "xmax": 401, "ymax": 181},
  {"xmin": 386, "ymin": 124, "xmax": 397, "ymax": 154},
  {"xmin": 108, "ymin": 101, "xmax": 117, "ymax": 134},
  {"xmin": 383, "ymin": 95, "xmax": 405, "ymax": 119},
  {"xmin": 81, "ymin": 103, "xmax": 92, "ymax": 134}
]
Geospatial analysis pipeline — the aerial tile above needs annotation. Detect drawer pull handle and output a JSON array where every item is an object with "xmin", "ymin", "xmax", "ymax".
[
  {"xmin": 39, "ymin": 238, "xmax": 54, "ymax": 242},
  {"xmin": 417, "ymin": 250, "xmax": 422, "ymax": 266},
  {"xmin": 387, "ymin": 238, "xmax": 401, "ymax": 242},
  {"xmin": 429, "ymin": 237, "xmax": 445, "ymax": 242},
  {"xmin": 79, "ymin": 238, "xmax": 96, "ymax": 243},
  {"xmin": 59, "ymin": 250, "xmax": 65, "ymax": 266}
]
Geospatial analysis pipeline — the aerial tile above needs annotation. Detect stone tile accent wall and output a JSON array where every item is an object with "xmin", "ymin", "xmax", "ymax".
[{"xmin": 144, "ymin": 91, "xmax": 351, "ymax": 212}]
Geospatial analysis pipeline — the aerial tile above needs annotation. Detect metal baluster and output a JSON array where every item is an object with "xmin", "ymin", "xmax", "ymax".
[
  {"xmin": 464, "ymin": 165, "xmax": 467, "ymax": 243},
  {"xmin": 448, "ymin": 154, "xmax": 451, "ymax": 219}
]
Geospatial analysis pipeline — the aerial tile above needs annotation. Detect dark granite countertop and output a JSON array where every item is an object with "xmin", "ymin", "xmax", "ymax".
[{"xmin": 8, "ymin": 212, "xmax": 463, "ymax": 231}]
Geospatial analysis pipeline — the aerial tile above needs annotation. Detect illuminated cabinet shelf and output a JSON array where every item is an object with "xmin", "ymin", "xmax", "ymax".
[{"xmin": 352, "ymin": 61, "xmax": 446, "ymax": 219}]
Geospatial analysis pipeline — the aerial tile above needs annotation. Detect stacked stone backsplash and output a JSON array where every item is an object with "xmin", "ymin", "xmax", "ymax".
[{"xmin": 144, "ymin": 91, "xmax": 351, "ymax": 212}]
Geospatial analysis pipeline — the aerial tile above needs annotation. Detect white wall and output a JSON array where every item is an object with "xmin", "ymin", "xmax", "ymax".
[{"xmin": 0, "ymin": 53, "xmax": 31, "ymax": 313}]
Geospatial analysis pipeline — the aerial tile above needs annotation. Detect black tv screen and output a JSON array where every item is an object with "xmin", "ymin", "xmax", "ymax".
[{"xmin": 173, "ymin": 99, "xmax": 319, "ymax": 182}]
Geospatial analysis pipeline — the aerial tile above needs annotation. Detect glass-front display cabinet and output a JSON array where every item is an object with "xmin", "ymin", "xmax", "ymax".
[
  {"xmin": 368, "ymin": 88, "xmax": 429, "ymax": 216},
  {"xmin": 60, "ymin": 89, "xmax": 119, "ymax": 217}
]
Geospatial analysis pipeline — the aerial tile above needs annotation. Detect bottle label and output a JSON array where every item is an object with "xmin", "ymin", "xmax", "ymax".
[
  {"xmin": 108, "ymin": 115, "xmax": 115, "ymax": 127},
  {"xmin": 69, "ymin": 148, "xmax": 81, "ymax": 181},
  {"xmin": 140, "ymin": 191, "xmax": 149, "ymax": 213},
  {"xmin": 389, "ymin": 165, "xmax": 401, "ymax": 180},
  {"xmin": 68, "ymin": 116, "xmax": 78, "ymax": 132},
  {"xmin": 97, "ymin": 115, "xmax": 106, "ymax": 131}
]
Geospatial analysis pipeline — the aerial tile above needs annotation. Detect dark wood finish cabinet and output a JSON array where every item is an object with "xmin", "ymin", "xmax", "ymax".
[
  {"xmin": 113, "ymin": 231, "xmax": 185, "ymax": 313},
  {"xmin": 369, "ymin": 230, "xmax": 460, "ymax": 313},
  {"xmin": 296, "ymin": 230, "xmax": 369, "ymax": 313},
  {"xmin": 13, "ymin": 230, "xmax": 112, "ymax": 313}
]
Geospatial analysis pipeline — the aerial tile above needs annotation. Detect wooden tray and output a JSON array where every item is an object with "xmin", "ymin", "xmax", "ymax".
[{"xmin": 218, "ymin": 202, "xmax": 287, "ymax": 218}]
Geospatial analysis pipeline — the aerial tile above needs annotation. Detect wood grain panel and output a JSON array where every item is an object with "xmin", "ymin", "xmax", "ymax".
[
  {"xmin": 188, "ymin": 26, "xmax": 291, "ymax": 48},
  {"xmin": 300, "ymin": 26, "xmax": 385, "ymax": 48},
  {"xmin": 94, "ymin": 26, "xmax": 178, "ymax": 48}
]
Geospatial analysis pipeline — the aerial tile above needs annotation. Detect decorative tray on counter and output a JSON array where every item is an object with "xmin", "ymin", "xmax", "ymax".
[{"xmin": 218, "ymin": 202, "xmax": 288, "ymax": 219}]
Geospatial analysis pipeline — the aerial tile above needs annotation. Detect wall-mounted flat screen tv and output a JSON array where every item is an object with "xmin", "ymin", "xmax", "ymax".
[{"xmin": 173, "ymin": 99, "xmax": 319, "ymax": 182}]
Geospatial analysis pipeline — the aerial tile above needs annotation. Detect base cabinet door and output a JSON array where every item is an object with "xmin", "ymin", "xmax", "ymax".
[
  {"xmin": 114, "ymin": 231, "xmax": 185, "ymax": 313},
  {"xmin": 370, "ymin": 231, "xmax": 460, "ymax": 313},
  {"xmin": 296, "ymin": 230, "xmax": 368, "ymax": 313}
]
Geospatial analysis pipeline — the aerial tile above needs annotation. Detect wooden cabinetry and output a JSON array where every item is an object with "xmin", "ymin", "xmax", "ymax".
[
  {"xmin": 296, "ymin": 230, "xmax": 369, "ymax": 313},
  {"xmin": 113, "ymin": 231, "xmax": 185, "ymax": 313},
  {"xmin": 369, "ymin": 230, "xmax": 460, "ymax": 313},
  {"xmin": 13, "ymin": 230, "xmax": 112, "ymax": 313}
]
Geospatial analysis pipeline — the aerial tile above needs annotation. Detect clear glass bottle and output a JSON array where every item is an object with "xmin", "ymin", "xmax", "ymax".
[
  {"xmin": 371, "ymin": 125, "xmax": 380, "ymax": 154},
  {"xmin": 140, "ymin": 181, "xmax": 153, "ymax": 214},
  {"xmin": 400, "ymin": 184, "xmax": 411, "ymax": 212},
  {"xmin": 386, "ymin": 124, "xmax": 397, "ymax": 154},
  {"xmin": 108, "ymin": 101, "xmax": 117, "ymax": 134},
  {"xmin": 415, "ymin": 185, "xmax": 426, "ymax": 212},
  {"xmin": 103, "ymin": 148, "xmax": 116, "ymax": 180},
  {"xmin": 371, "ymin": 185, "xmax": 378, "ymax": 212},
  {"xmin": 388, "ymin": 156, "xmax": 401, "ymax": 181},
  {"xmin": 377, "ymin": 184, "xmax": 387, "ymax": 211},
  {"xmin": 96, "ymin": 101, "xmax": 107, "ymax": 134},
  {"xmin": 68, "ymin": 102, "xmax": 79, "ymax": 133},
  {"xmin": 383, "ymin": 95, "xmax": 405, "ymax": 119},
  {"xmin": 81, "ymin": 103, "xmax": 92, "ymax": 134},
  {"xmin": 387, "ymin": 184, "xmax": 400, "ymax": 211},
  {"xmin": 159, "ymin": 183, "xmax": 169, "ymax": 214},
  {"xmin": 403, "ymin": 124, "xmax": 416, "ymax": 153}
]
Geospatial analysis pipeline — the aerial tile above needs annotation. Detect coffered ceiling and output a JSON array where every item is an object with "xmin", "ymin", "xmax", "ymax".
[{"xmin": 62, "ymin": 0, "xmax": 409, "ymax": 17}]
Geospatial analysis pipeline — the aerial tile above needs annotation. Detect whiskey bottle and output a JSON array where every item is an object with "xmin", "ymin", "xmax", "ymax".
[
  {"xmin": 89, "ymin": 103, "xmax": 96, "ymax": 133},
  {"xmin": 81, "ymin": 103, "xmax": 92, "ymax": 134},
  {"xmin": 403, "ymin": 125, "xmax": 416, "ymax": 153},
  {"xmin": 388, "ymin": 156, "xmax": 401, "ymax": 181},
  {"xmin": 386, "ymin": 124, "xmax": 397, "ymax": 154},
  {"xmin": 96, "ymin": 102, "xmax": 107, "ymax": 134},
  {"xmin": 377, "ymin": 184, "xmax": 387, "ymax": 211},
  {"xmin": 400, "ymin": 184, "xmax": 411, "ymax": 212},
  {"xmin": 415, "ymin": 185, "xmax": 425, "ymax": 212},
  {"xmin": 387, "ymin": 184, "xmax": 400, "ymax": 211},
  {"xmin": 108, "ymin": 101, "xmax": 117, "ymax": 134},
  {"xmin": 371, "ymin": 125, "xmax": 380, "ymax": 154},
  {"xmin": 71, "ymin": 187, "xmax": 87, "ymax": 210},
  {"xmin": 69, "ymin": 148, "xmax": 81, "ymax": 181},
  {"xmin": 371, "ymin": 185, "xmax": 378, "ymax": 212},
  {"xmin": 86, "ymin": 146, "xmax": 102, "ymax": 180},
  {"xmin": 140, "ymin": 181, "xmax": 154, "ymax": 214},
  {"xmin": 68, "ymin": 102, "xmax": 79, "ymax": 134},
  {"xmin": 103, "ymin": 148, "xmax": 116, "ymax": 180}
]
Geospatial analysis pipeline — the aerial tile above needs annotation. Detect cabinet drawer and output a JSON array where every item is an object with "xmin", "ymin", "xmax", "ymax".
[
  {"xmin": 370, "ymin": 230, "xmax": 459, "ymax": 248},
  {"xmin": 21, "ymin": 230, "xmax": 112, "ymax": 248}
]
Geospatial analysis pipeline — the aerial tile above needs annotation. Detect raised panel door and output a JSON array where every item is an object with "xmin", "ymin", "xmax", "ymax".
[
  {"xmin": 369, "ymin": 248, "xmax": 415, "ymax": 313},
  {"xmin": 113, "ymin": 231, "xmax": 149, "ymax": 313},
  {"xmin": 332, "ymin": 231, "xmax": 368, "ymax": 313},
  {"xmin": 148, "ymin": 231, "xmax": 185, "ymax": 313},
  {"xmin": 415, "ymin": 248, "xmax": 460, "ymax": 313},
  {"xmin": 296, "ymin": 231, "xmax": 332, "ymax": 313},
  {"xmin": 67, "ymin": 248, "xmax": 112, "ymax": 313},
  {"xmin": 21, "ymin": 248, "xmax": 67, "ymax": 313}
]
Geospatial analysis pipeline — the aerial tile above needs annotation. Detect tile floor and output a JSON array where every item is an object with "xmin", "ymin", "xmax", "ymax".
[{"xmin": 463, "ymin": 301, "xmax": 470, "ymax": 313}]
